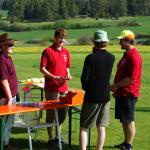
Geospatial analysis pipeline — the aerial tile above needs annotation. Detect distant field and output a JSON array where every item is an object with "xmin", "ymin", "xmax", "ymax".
[
  {"xmin": 0, "ymin": 16, "xmax": 150, "ymax": 44},
  {"xmin": 13, "ymin": 45, "xmax": 150, "ymax": 54}
]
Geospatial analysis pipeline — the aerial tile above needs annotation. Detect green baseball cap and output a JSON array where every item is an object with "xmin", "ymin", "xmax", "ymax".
[{"xmin": 93, "ymin": 30, "xmax": 109, "ymax": 42}]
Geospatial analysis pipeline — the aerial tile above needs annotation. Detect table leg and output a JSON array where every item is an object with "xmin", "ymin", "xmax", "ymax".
[
  {"xmin": 39, "ymin": 89, "xmax": 44, "ymax": 118},
  {"xmin": 68, "ymin": 107, "xmax": 72, "ymax": 146},
  {"xmin": 41, "ymin": 89, "xmax": 43, "ymax": 102},
  {"xmin": 88, "ymin": 128, "xmax": 91, "ymax": 149},
  {"xmin": 0, "ymin": 116, "xmax": 6, "ymax": 150}
]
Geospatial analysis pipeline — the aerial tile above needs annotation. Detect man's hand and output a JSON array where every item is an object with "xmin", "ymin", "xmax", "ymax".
[
  {"xmin": 64, "ymin": 74, "xmax": 72, "ymax": 80},
  {"xmin": 110, "ymin": 84, "xmax": 118, "ymax": 92},
  {"xmin": 54, "ymin": 76, "xmax": 66, "ymax": 83},
  {"xmin": 7, "ymin": 99, "xmax": 13, "ymax": 105}
]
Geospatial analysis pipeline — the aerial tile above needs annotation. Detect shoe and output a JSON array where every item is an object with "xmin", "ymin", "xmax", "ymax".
[
  {"xmin": 48, "ymin": 138, "xmax": 56, "ymax": 145},
  {"xmin": 120, "ymin": 145, "xmax": 132, "ymax": 150},
  {"xmin": 4, "ymin": 145, "xmax": 17, "ymax": 150},
  {"xmin": 55, "ymin": 136, "xmax": 68, "ymax": 145},
  {"xmin": 48, "ymin": 137, "xmax": 67, "ymax": 145},
  {"xmin": 114, "ymin": 142, "xmax": 125, "ymax": 148}
]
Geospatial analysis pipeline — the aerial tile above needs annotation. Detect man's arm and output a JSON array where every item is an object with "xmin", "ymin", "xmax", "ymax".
[
  {"xmin": 40, "ymin": 66, "xmax": 65, "ymax": 83},
  {"xmin": 110, "ymin": 77, "xmax": 133, "ymax": 92},
  {"xmin": 81, "ymin": 56, "xmax": 91, "ymax": 90},
  {"xmin": 65, "ymin": 68, "xmax": 72, "ymax": 80},
  {"xmin": 40, "ymin": 66, "xmax": 55, "ymax": 79},
  {"xmin": 1, "ymin": 79, "xmax": 13, "ymax": 105}
]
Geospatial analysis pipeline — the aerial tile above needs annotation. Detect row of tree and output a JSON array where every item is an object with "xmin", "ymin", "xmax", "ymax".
[{"xmin": 0, "ymin": 0, "xmax": 150, "ymax": 22}]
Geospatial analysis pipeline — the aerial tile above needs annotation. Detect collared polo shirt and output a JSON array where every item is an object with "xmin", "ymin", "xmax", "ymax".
[
  {"xmin": 0, "ymin": 51, "xmax": 18, "ymax": 99},
  {"xmin": 113, "ymin": 48, "xmax": 142, "ymax": 97},
  {"xmin": 40, "ymin": 44, "xmax": 70, "ymax": 92}
]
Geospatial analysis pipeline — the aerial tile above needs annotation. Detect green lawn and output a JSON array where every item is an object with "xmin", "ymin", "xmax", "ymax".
[{"xmin": 8, "ymin": 48, "xmax": 150, "ymax": 150}]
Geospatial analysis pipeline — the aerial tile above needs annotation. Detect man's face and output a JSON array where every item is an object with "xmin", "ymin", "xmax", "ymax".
[
  {"xmin": 2, "ymin": 43, "xmax": 14, "ymax": 54},
  {"xmin": 54, "ymin": 35, "xmax": 66, "ymax": 47},
  {"xmin": 119, "ymin": 39, "xmax": 130, "ymax": 50}
]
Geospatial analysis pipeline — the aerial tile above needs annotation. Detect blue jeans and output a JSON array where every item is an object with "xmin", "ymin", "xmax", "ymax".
[{"xmin": 2, "ymin": 97, "xmax": 16, "ymax": 145}]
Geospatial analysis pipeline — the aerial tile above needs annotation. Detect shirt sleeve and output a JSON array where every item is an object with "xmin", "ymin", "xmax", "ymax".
[
  {"xmin": 81, "ymin": 56, "xmax": 91, "ymax": 90},
  {"xmin": 0, "ymin": 60, "xmax": 9, "ymax": 80},
  {"xmin": 128, "ymin": 55, "xmax": 142, "ymax": 80},
  {"xmin": 40, "ymin": 50, "xmax": 48, "ymax": 68}
]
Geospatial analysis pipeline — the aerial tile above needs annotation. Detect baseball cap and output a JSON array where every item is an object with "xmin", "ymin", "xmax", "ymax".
[
  {"xmin": 93, "ymin": 30, "xmax": 109, "ymax": 42},
  {"xmin": 117, "ymin": 30, "xmax": 135, "ymax": 40}
]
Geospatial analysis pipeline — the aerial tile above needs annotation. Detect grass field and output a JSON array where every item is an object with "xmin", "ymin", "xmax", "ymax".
[{"xmin": 7, "ymin": 45, "xmax": 150, "ymax": 150}]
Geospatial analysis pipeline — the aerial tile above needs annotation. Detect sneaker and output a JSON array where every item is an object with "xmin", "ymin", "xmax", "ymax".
[
  {"xmin": 48, "ymin": 138, "xmax": 57, "ymax": 145},
  {"xmin": 55, "ymin": 136, "xmax": 68, "ymax": 145},
  {"xmin": 120, "ymin": 145, "xmax": 132, "ymax": 150},
  {"xmin": 48, "ymin": 137, "xmax": 67, "ymax": 145},
  {"xmin": 114, "ymin": 142, "xmax": 125, "ymax": 148},
  {"xmin": 4, "ymin": 145, "xmax": 17, "ymax": 150}
]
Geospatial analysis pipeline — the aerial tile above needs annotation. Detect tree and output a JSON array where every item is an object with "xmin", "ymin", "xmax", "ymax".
[
  {"xmin": 109, "ymin": 0, "xmax": 127, "ymax": 19},
  {"xmin": 58, "ymin": 0, "xmax": 67, "ymax": 19},
  {"xmin": 67, "ymin": 0, "xmax": 78, "ymax": 18},
  {"xmin": 1, "ymin": 0, "xmax": 13, "ymax": 10},
  {"xmin": 77, "ymin": 0, "xmax": 90, "ymax": 16},
  {"xmin": 8, "ymin": 0, "xmax": 25, "ymax": 23},
  {"xmin": 127, "ymin": 0, "xmax": 137, "ymax": 16}
]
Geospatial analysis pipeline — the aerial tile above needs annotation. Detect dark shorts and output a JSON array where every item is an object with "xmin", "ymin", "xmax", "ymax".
[
  {"xmin": 80, "ymin": 101, "xmax": 110, "ymax": 129},
  {"xmin": 115, "ymin": 96, "xmax": 137, "ymax": 123}
]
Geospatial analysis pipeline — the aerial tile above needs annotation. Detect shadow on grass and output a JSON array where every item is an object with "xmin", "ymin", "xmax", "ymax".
[
  {"xmin": 110, "ymin": 106, "xmax": 150, "ymax": 112},
  {"xmin": 10, "ymin": 138, "xmax": 80, "ymax": 150},
  {"xmin": 10, "ymin": 138, "xmax": 116, "ymax": 150},
  {"xmin": 135, "ymin": 107, "xmax": 150, "ymax": 112},
  {"xmin": 11, "ymin": 127, "xmax": 30, "ymax": 134}
]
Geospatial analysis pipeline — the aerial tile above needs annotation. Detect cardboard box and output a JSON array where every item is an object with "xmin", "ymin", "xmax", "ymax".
[{"xmin": 60, "ymin": 90, "xmax": 84, "ymax": 104}]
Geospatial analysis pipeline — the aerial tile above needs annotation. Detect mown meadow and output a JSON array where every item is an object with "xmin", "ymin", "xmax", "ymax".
[{"xmin": 8, "ymin": 44, "xmax": 150, "ymax": 150}]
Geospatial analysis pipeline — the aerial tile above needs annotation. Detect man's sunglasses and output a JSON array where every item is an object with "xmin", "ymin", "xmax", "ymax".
[{"xmin": 4, "ymin": 44, "xmax": 14, "ymax": 47}]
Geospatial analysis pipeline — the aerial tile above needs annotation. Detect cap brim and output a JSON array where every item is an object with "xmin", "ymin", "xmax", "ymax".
[
  {"xmin": 117, "ymin": 36, "xmax": 123, "ymax": 39},
  {"xmin": 0, "ymin": 40, "xmax": 14, "ymax": 45},
  {"xmin": 93, "ymin": 39, "xmax": 109, "ymax": 42}
]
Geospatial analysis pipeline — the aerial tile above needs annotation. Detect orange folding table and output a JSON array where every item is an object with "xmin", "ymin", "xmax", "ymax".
[
  {"xmin": 0, "ymin": 105, "xmax": 40, "ymax": 150},
  {"xmin": 0, "ymin": 89, "xmax": 84, "ymax": 149},
  {"xmin": 22, "ymin": 81, "xmax": 84, "ymax": 146},
  {"xmin": 39, "ymin": 89, "xmax": 84, "ymax": 147}
]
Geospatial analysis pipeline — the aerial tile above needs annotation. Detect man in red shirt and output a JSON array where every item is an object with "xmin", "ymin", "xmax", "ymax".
[
  {"xmin": 111, "ymin": 30, "xmax": 142, "ymax": 150},
  {"xmin": 0, "ymin": 33, "xmax": 18, "ymax": 148},
  {"xmin": 40, "ymin": 28, "xmax": 71, "ymax": 145}
]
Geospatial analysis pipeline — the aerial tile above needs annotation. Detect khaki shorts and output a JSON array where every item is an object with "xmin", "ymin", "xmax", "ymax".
[
  {"xmin": 45, "ymin": 91, "xmax": 68, "ymax": 125},
  {"xmin": 80, "ymin": 101, "xmax": 110, "ymax": 128}
]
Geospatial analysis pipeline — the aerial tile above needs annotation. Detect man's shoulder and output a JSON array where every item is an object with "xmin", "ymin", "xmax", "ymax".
[
  {"xmin": 44, "ymin": 46, "xmax": 53, "ymax": 51},
  {"xmin": 0, "ymin": 53, "xmax": 8, "ymax": 62},
  {"xmin": 130, "ymin": 48, "xmax": 142, "ymax": 60},
  {"xmin": 42, "ymin": 46, "xmax": 53, "ymax": 54},
  {"xmin": 95, "ymin": 50, "xmax": 115, "ymax": 59},
  {"xmin": 105, "ymin": 50, "xmax": 115, "ymax": 57},
  {"xmin": 62, "ymin": 47, "xmax": 69, "ymax": 53},
  {"xmin": 86, "ymin": 53, "xmax": 93, "ymax": 59}
]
